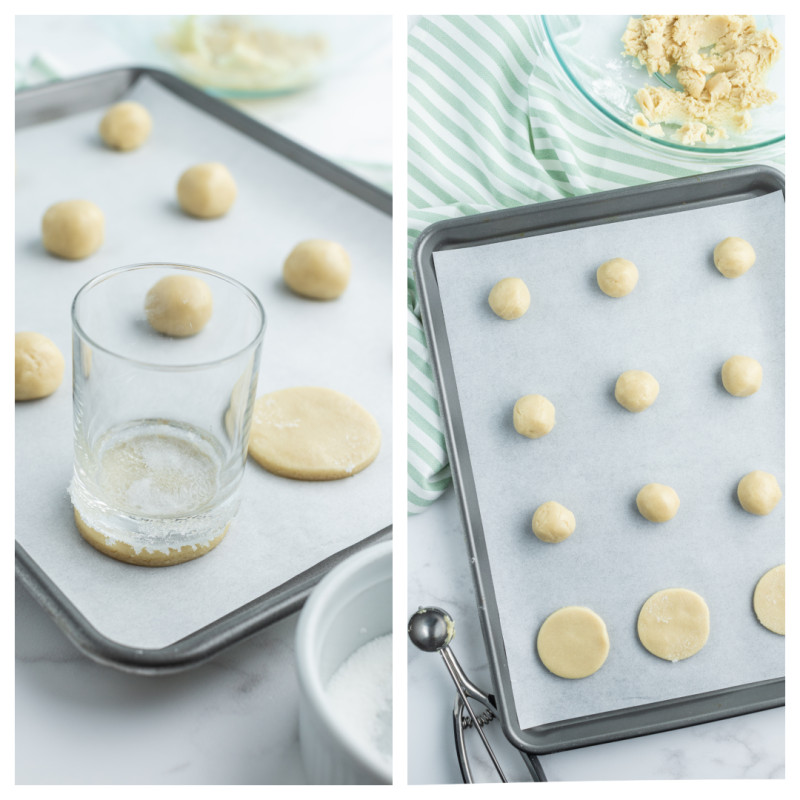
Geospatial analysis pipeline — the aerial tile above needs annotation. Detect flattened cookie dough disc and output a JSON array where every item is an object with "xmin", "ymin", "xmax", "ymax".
[
  {"xmin": 248, "ymin": 387, "xmax": 381, "ymax": 480},
  {"xmin": 638, "ymin": 588, "xmax": 709, "ymax": 662},
  {"xmin": 753, "ymin": 564, "xmax": 785, "ymax": 635},
  {"xmin": 537, "ymin": 606, "xmax": 610, "ymax": 679},
  {"xmin": 74, "ymin": 509, "xmax": 228, "ymax": 567}
]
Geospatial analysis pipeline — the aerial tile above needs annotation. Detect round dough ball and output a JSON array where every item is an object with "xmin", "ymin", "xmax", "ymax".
[
  {"xmin": 145, "ymin": 275, "xmax": 213, "ymax": 337},
  {"xmin": 15, "ymin": 332, "xmax": 65, "ymax": 401},
  {"xmin": 177, "ymin": 163, "xmax": 237, "ymax": 219},
  {"xmin": 537, "ymin": 606, "xmax": 610, "ymax": 679},
  {"xmin": 596, "ymin": 258, "xmax": 639, "ymax": 298},
  {"xmin": 488, "ymin": 277, "xmax": 530, "ymax": 320},
  {"xmin": 532, "ymin": 501, "xmax": 576, "ymax": 543},
  {"xmin": 42, "ymin": 200, "xmax": 104, "ymax": 259},
  {"xmin": 638, "ymin": 588, "xmax": 709, "ymax": 662},
  {"xmin": 99, "ymin": 101, "xmax": 152, "ymax": 151},
  {"xmin": 513, "ymin": 394, "xmax": 555, "ymax": 439},
  {"xmin": 737, "ymin": 470, "xmax": 782, "ymax": 516},
  {"xmin": 721, "ymin": 355, "xmax": 762, "ymax": 397},
  {"xmin": 636, "ymin": 483, "xmax": 680, "ymax": 523},
  {"xmin": 713, "ymin": 237, "xmax": 756, "ymax": 278},
  {"xmin": 615, "ymin": 370, "xmax": 659, "ymax": 412},
  {"xmin": 248, "ymin": 387, "xmax": 381, "ymax": 480},
  {"xmin": 283, "ymin": 240, "xmax": 352, "ymax": 300},
  {"xmin": 753, "ymin": 564, "xmax": 785, "ymax": 635}
]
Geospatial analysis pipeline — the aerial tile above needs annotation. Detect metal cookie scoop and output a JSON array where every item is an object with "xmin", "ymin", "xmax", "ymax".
[{"xmin": 408, "ymin": 606, "xmax": 546, "ymax": 783}]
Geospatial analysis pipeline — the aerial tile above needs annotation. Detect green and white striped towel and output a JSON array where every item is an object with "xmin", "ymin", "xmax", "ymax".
[{"xmin": 407, "ymin": 14, "xmax": 783, "ymax": 515}]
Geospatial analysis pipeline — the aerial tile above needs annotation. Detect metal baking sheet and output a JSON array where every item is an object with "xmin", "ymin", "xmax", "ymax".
[
  {"xmin": 15, "ymin": 68, "xmax": 392, "ymax": 673},
  {"xmin": 413, "ymin": 166, "xmax": 784, "ymax": 754}
]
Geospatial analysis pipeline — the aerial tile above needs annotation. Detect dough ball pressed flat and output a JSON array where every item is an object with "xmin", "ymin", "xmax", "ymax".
[
  {"xmin": 537, "ymin": 606, "xmax": 610, "ymax": 679},
  {"xmin": 248, "ymin": 387, "xmax": 381, "ymax": 480},
  {"xmin": 74, "ymin": 509, "xmax": 228, "ymax": 567},
  {"xmin": 722, "ymin": 355, "xmax": 762, "ymax": 397},
  {"xmin": 596, "ymin": 258, "xmax": 639, "ymax": 298},
  {"xmin": 177, "ymin": 163, "xmax": 237, "ymax": 218},
  {"xmin": 737, "ymin": 470, "xmax": 782, "ymax": 516},
  {"xmin": 283, "ymin": 240, "xmax": 351, "ymax": 300},
  {"xmin": 513, "ymin": 394, "xmax": 555, "ymax": 439},
  {"xmin": 714, "ymin": 237, "xmax": 756, "ymax": 278},
  {"xmin": 638, "ymin": 588, "xmax": 709, "ymax": 662},
  {"xmin": 42, "ymin": 200, "xmax": 104, "ymax": 259},
  {"xmin": 488, "ymin": 277, "xmax": 530, "ymax": 320},
  {"xmin": 532, "ymin": 501, "xmax": 576, "ymax": 543},
  {"xmin": 753, "ymin": 564, "xmax": 785, "ymax": 635},
  {"xmin": 15, "ymin": 332, "xmax": 65, "ymax": 401},
  {"xmin": 145, "ymin": 275, "xmax": 213, "ymax": 337},
  {"xmin": 615, "ymin": 370, "xmax": 659, "ymax": 412},
  {"xmin": 99, "ymin": 101, "xmax": 152, "ymax": 151},
  {"xmin": 636, "ymin": 483, "xmax": 680, "ymax": 523}
]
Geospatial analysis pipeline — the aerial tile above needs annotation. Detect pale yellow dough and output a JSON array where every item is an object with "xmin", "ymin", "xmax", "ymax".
[
  {"xmin": 513, "ymin": 394, "xmax": 555, "ymax": 439},
  {"xmin": 15, "ymin": 332, "xmax": 65, "ymax": 401},
  {"xmin": 74, "ymin": 508, "xmax": 228, "ymax": 567},
  {"xmin": 488, "ymin": 277, "xmax": 531, "ymax": 319},
  {"xmin": 737, "ymin": 470, "xmax": 782, "ymax": 516},
  {"xmin": 637, "ymin": 483, "xmax": 680, "ymax": 523},
  {"xmin": 177, "ymin": 162, "xmax": 237, "ymax": 218},
  {"xmin": 248, "ymin": 387, "xmax": 381, "ymax": 480},
  {"xmin": 99, "ymin": 101, "xmax": 153, "ymax": 151},
  {"xmin": 42, "ymin": 200, "xmax": 104, "ymax": 259},
  {"xmin": 638, "ymin": 588, "xmax": 710, "ymax": 662},
  {"xmin": 145, "ymin": 275, "xmax": 213, "ymax": 337},
  {"xmin": 532, "ymin": 501, "xmax": 575, "ymax": 543},
  {"xmin": 615, "ymin": 370, "xmax": 659, "ymax": 412},
  {"xmin": 622, "ymin": 16, "xmax": 781, "ymax": 142},
  {"xmin": 596, "ymin": 258, "xmax": 639, "ymax": 298},
  {"xmin": 283, "ymin": 240, "xmax": 352, "ymax": 300},
  {"xmin": 753, "ymin": 564, "xmax": 785, "ymax": 635},
  {"xmin": 722, "ymin": 355, "xmax": 762, "ymax": 397},
  {"xmin": 714, "ymin": 237, "xmax": 756, "ymax": 278},
  {"xmin": 537, "ymin": 606, "xmax": 610, "ymax": 679}
]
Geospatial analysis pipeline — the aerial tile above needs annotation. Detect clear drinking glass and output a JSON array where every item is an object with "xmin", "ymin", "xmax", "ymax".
[{"xmin": 69, "ymin": 263, "xmax": 265, "ymax": 561}]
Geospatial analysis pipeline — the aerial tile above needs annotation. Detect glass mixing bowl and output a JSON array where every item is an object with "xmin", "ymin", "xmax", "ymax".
[{"xmin": 533, "ymin": 15, "xmax": 784, "ymax": 164}]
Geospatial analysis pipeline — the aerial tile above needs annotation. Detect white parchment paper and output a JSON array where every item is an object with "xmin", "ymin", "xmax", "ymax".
[
  {"xmin": 433, "ymin": 191, "xmax": 784, "ymax": 729},
  {"xmin": 15, "ymin": 78, "xmax": 391, "ymax": 650}
]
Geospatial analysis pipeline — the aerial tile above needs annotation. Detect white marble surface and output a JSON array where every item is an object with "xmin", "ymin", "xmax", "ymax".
[{"xmin": 407, "ymin": 487, "xmax": 785, "ymax": 784}]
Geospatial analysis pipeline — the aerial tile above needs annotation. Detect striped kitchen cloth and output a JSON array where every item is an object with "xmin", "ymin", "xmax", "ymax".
[{"xmin": 407, "ymin": 14, "xmax": 783, "ymax": 514}]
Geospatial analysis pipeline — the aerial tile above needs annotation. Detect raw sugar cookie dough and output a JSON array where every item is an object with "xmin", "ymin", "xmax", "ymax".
[
  {"xmin": 99, "ymin": 101, "xmax": 153, "ymax": 151},
  {"xmin": 513, "ymin": 394, "xmax": 555, "ymax": 439},
  {"xmin": 42, "ymin": 200, "xmax": 104, "ymax": 259},
  {"xmin": 638, "ymin": 588, "xmax": 710, "ymax": 662},
  {"xmin": 74, "ymin": 508, "xmax": 229, "ymax": 567},
  {"xmin": 615, "ymin": 370, "xmax": 659, "ymax": 412},
  {"xmin": 753, "ymin": 564, "xmax": 785, "ymax": 635},
  {"xmin": 714, "ymin": 237, "xmax": 756, "ymax": 278},
  {"xmin": 145, "ymin": 274, "xmax": 213, "ymax": 337},
  {"xmin": 15, "ymin": 332, "xmax": 65, "ymax": 401},
  {"xmin": 177, "ymin": 162, "xmax": 237, "ymax": 218},
  {"xmin": 737, "ymin": 470, "xmax": 782, "ymax": 516},
  {"xmin": 636, "ymin": 483, "xmax": 680, "ymax": 523},
  {"xmin": 722, "ymin": 355, "xmax": 762, "ymax": 397},
  {"xmin": 283, "ymin": 240, "xmax": 351, "ymax": 300},
  {"xmin": 532, "ymin": 501, "xmax": 576, "ymax": 543},
  {"xmin": 248, "ymin": 387, "xmax": 381, "ymax": 480},
  {"xmin": 488, "ymin": 277, "xmax": 530, "ymax": 319},
  {"xmin": 537, "ymin": 606, "xmax": 610, "ymax": 679},
  {"xmin": 596, "ymin": 258, "xmax": 638, "ymax": 298}
]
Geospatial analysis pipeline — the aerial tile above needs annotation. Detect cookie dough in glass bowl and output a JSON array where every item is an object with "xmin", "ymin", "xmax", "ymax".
[{"xmin": 533, "ymin": 15, "xmax": 784, "ymax": 164}]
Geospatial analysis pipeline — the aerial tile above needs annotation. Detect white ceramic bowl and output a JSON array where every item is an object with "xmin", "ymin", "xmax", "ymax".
[{"xmin": 296, "ymin": 540, "xmax": 392, "ymax": 784}]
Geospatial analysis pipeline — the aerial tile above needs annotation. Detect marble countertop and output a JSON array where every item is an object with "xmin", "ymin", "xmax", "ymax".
[{"xmin": 407, "ymin": 487, "xmax": 785, "ymax": 784}]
